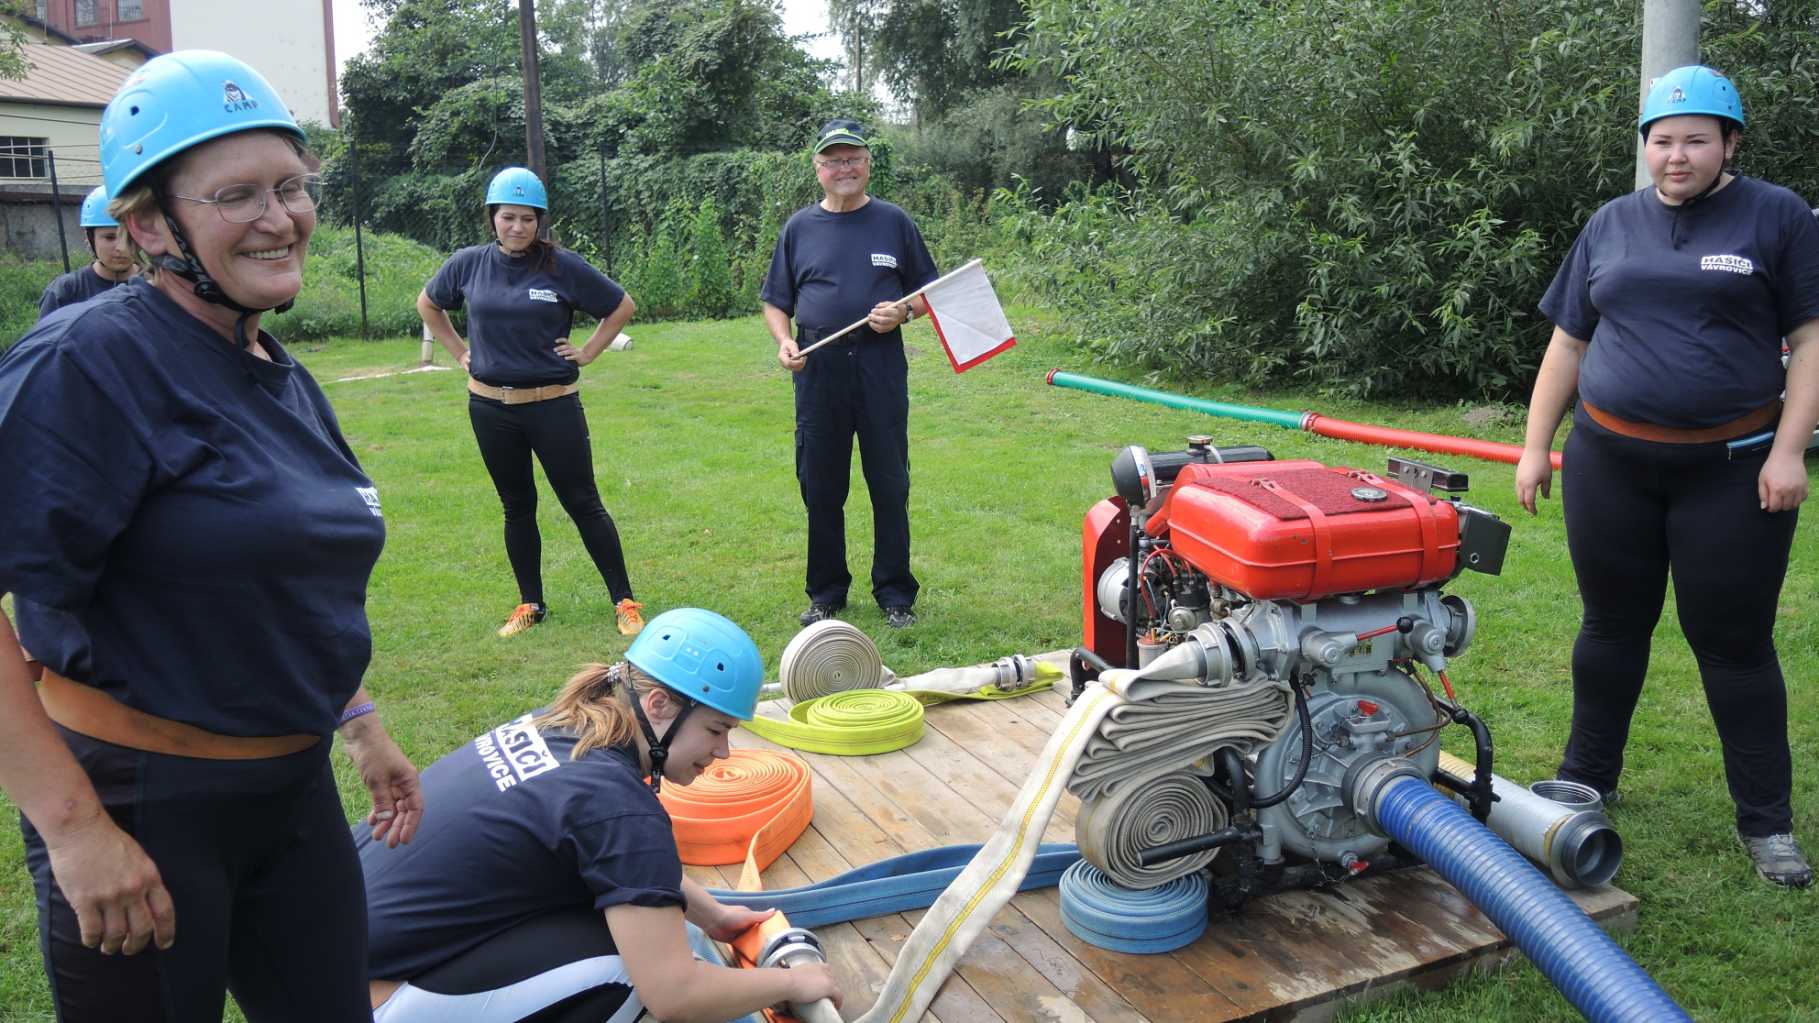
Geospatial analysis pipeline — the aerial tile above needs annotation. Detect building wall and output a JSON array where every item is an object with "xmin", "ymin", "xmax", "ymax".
[
  {"xmin": 0, "ymin": 101, "xmax": 105, "ymax": 188},
  {"xmin": 33, "ymin": 0, "xmax": 173, "ymax": 52},
  {"xmin": 1, "ymin": 186, "xmax": 86, "ymax": 263},
  {"xmin": 170, "ymin": 0, "xmax": 338, "ymax": 128}
]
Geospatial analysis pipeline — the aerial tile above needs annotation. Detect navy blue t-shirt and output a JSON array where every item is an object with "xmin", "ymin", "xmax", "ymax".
[
  {"xmin": 37, "ymin": 266, "xmax": 127, "ymax": 319},
  {"xmin": 359, "ymin": 713, "xmax": 684, "ymax": 979},
  {"xmin": 425, "ymin": 244, "xmax": 627, "ymax": 388},
  {"xmin": 1540, "ymin": 176, "xmax": 1819, "ymax": 428},
  {"xmin": 0, "ymin": 279, "xmax": 386, "ymax": 738},
  {"xmin": 760, "ymin": 197, "xmax": 939, "ymax": 334}
]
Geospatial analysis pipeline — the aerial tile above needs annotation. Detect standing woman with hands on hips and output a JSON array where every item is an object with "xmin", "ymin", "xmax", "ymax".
[
  {"xmin": 418, "ymin": 168, "xmax": 645, "ymax": 639},
  {"xmin": 1516, "ymin": 65, "xmax": 1819, "ymax": 887}
]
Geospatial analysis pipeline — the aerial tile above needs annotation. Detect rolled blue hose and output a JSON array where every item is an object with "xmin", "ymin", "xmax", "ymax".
[
  {"xmin": 1057, "ymin": 858, "xmax": 1208, "ymax": 954},
  {"xmin": 1375, "ymin": 777, "xmax": 1690, "ymax": 1022}
]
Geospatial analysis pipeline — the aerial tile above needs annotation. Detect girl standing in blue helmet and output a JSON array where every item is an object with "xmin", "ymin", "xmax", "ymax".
[
  {"xmin": 0, "ymin": 51, "xmax": 422, "ymax": 1020},
  {"xmin": 1517, "ymin": 65, "xmax": 1819, "ymax": 887},
  {"xmin": 417, "ymin": 168, "xmax": 645, "ymax": 640},
  {"xmin": 36, "ymin": 185, "xmax": 137, "ymax": 319},
  {"xmin": 359, "ymin": 608, "xmax": 842, "ymax": 1022}
]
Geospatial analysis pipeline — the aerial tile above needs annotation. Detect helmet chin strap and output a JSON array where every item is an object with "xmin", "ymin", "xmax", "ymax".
[
  {"xmin": 625, "ymin": 671, "xmax": 696, "ymax": 795},
  {"xmin": 153, "ymin": 199, "xmax": 293, "ymax": 353}
]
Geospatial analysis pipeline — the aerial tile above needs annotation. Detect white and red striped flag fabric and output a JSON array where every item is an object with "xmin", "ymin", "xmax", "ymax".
[{"xmin": 919, "ymin": 259, "xmax": 1016, "ymax": 373}]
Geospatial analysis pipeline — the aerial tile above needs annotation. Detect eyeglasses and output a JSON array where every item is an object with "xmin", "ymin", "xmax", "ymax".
[
  {"xmin": 815, "ymin": 156, "xmax": 868, "ymax": 170},
  {"xmin": 168, "ymin": 173, "xmax": 323, "ymax": 224}
]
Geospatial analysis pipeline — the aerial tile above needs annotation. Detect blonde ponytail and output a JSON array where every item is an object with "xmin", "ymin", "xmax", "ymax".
[{"xmin": 534, "ymin": 661, "xmax": 660, "ymax": 760}]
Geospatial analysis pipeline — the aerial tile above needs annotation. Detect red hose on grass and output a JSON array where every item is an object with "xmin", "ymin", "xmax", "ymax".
[{"xmin": 1305, "ymin": 414, "xmax": 1563, "ymax": 470}]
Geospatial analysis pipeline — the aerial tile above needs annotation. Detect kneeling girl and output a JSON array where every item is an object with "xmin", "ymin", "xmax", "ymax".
[{"xmin": 359, "ymin": 608, "xmax": 840, "ymax": 1022}]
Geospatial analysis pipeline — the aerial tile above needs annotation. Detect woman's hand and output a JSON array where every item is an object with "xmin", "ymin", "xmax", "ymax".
[
  {"xmin": 1758, "ymin": 451, "xmax": 1809, "ymax": 512},
  {"xmin": 1514, "ymin": 448, "xmax": 1556, "ymax": 515},
  {"xmin": 780, "ymin": 961, "xmax": 843, "ymax": 1010},
  {"xmin": 44, "ymin": 810, "xmax": 175, "ymax": 955},
  {"xmin": 458, "ymin": 350, "xmax": 471, "ymax": 372},
  {"xmin": 703, "ymin": 903, "xmax": 775, "ymax": 942},
  {"xmin": 340, "ymin": 719, "xmax": 423, "ymax": 848},
  {"xmin": 555, "ymin": 339, "xmax": 596, "ymax": 367}
]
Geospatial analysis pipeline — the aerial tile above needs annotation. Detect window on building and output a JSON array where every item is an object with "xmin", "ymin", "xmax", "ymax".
[
  {"xmin": 74, "ymin": 0, "xmax": 98, "ymax": 27},
  {"xmin": 118, "ymin": 0, "xmax": 143, "ymax": 20},
  {"xmin": 0, "ymin": 137, "xmax": 50, "ymax": 179}
]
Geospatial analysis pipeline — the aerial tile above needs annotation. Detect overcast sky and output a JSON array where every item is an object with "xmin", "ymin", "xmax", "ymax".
[{"xmin": 328, "ymin": 0, "xmax": 842, "ymax": 76}]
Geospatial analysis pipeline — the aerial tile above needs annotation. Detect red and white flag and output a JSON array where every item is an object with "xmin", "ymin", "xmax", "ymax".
[{"xmin": 919, "ymin": 259, "xmax": 1016, "ymax": 373}]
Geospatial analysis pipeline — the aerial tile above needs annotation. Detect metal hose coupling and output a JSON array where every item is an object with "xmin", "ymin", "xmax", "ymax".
[
  {"xmin": 757, "ymin": 926, "xmax": 826, "ymax": 970},
  {"xmin": 1344, "ymin": 754, "xmax": 1427, "ymax": 836}
]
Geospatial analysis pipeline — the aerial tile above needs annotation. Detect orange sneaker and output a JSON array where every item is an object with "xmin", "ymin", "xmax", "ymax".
[
  {"xmin": 497, "ymin": 602, "xmax": 546, "ymax": 638},
  {"xmin": 615, "ymin": 598, "xmax": 645, "ymax": 637}
]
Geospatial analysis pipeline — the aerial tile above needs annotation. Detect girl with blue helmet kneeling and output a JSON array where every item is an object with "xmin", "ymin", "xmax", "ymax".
[{"xmin": 360, "ymin": 608, "xmax": 842, "ymax": 1022}]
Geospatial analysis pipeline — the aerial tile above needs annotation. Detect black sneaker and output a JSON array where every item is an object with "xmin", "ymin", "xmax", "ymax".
[
  {"xmin": 799, "ymin": 602, "xmax": 843, "ymax": 626},
  {"xmin": 1738, "ymin": 831, "xmax": 1814, "ymax": 888},
  {"xmin": 883, "ymin": 606, "xmax": 917, "ymax": 629}
]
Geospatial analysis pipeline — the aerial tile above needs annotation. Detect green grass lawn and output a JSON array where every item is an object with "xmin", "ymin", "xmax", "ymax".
[{"xmin": 1, "ymin": 308, "xmax": 1814, "ymax": 1021}]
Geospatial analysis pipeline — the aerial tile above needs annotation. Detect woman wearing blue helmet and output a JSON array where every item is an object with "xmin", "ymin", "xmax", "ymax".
[
  {"xmin": 0, "ymin": 51, "xmax": 422, "ymax": 1020},
  {"xmin": 359, "ymin": 608, "xmax": 842, "ymax": 1022},
  {"xmin": 35, "ymin": 185, "xmax": 137, "ymax": 319},
  {"xmin": 1517, "ymin": 65, "xmax": 1819, "ymax": 887},
  {"xmin": 417, "ymin": 167, "xmax": 645, "ymax": 641}
]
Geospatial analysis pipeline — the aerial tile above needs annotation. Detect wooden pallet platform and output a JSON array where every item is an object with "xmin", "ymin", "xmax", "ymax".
[{"xmin": 698, "ymin": 681, "xmax": 1638, "ymax": 1023}]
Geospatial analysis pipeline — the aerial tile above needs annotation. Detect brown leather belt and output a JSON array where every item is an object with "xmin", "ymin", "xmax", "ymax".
[
  {"xmin": 1582, "ymin": 398, "xmax": 1781, "ymax": 444},
  {"xmin": 38, "ymin": 671, "xmax": 320, "ymax": 760},
  {"xmin": 467, "ymin": 377, "xmax": 579, "ymax": 405}
]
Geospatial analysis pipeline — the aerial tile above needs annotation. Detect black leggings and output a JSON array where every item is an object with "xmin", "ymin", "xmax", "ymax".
[
  {"xmin": 469, "ymin": 393, "xmax": 633, "ymax": 606},
  {"xmin": 1558, "ymin": 409, "xmax": 1799, "ymax": 836},
  {"xmin": 22, "ymin": 728, "xmax": 369, "ymax": 1022}
]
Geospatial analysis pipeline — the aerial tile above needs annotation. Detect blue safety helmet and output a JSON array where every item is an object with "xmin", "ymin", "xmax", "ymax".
[
  {"xmin": 627, "ymin": 608, "xmax": 763, "ymax": 721},
  {"xmin": 485, "ymin": 167, "xmax": 548, "ymax": 211},
  {"xmin": 1639, "ymin": 65, "xmax": 1744, "ymax": 137},
  {"xmin": 79, "ymin": 186, "xmax": 117, "ymax": 228},
  {"xmin": 100, "ymin": 50, "xmax": 302, "ymax": 196},
  {"xmin": 623, "ymin": 608, "xmax": 763, "ymax": 794}
]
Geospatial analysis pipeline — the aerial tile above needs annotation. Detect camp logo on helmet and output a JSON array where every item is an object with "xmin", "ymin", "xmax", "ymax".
[{"xmin": 222, "ymin": 80, "xmax": 259, "ymax": 113}]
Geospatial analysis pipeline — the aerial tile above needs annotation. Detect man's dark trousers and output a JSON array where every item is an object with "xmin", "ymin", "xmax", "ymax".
[{"xmin": 793, "ymin": 327, "xmax": 918, "ymax": 610}]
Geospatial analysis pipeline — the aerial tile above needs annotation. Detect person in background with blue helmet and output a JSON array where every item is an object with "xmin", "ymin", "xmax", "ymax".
[
  {"xmin": 418, "ymin": 167, "xmax": 646, "ymax": 641},
  {"xmin": 359, "ymin": 608, "xmax": 842, "ymax": 1023},
  {"xmin": 0, "ymin": 50, "xmax": 423, "ymax": 1021},
  {"xmin": 1517, "ymin": 64, "xmax": 1819, "ymax": 887},
  {"xmin": 36, "ymin": 185, "xmax": 137, "ymax": 319}
]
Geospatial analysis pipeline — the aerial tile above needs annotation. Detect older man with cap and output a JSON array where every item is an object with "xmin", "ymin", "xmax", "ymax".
[{"xmin": 762, "ymin": 118, "xmax": 939, "ymax": 630}]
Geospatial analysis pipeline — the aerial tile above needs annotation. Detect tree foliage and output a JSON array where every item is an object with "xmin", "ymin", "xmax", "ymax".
[
  {"xmin": 1009, "ymin": 0, "xmax": 1819, "ymax": 399},
  {"xmin": 1, "ymin": 2, "xmax": 30, "ymax": 80}
]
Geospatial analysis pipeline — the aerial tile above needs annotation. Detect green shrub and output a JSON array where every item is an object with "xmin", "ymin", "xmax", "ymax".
[
  {"xmin": 0, "ymin": 259, "xmax": 60, "ymax": 352},
  {"xmin": 288, "ymin": 224, "xmax": 450, "ymax": 339},
  {"xmin": 682, "ymin": 198, "xmax": 738, "ymax": 319}
]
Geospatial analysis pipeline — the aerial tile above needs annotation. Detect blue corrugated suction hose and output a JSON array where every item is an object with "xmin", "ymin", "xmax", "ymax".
[
  {"xmin": 1057, "ymin": 858, "xmax": 1208, "ymax": 954},
  {"xmin": 1374, "ymin": 776, "xmax": 1691, "ymax": 1022}
]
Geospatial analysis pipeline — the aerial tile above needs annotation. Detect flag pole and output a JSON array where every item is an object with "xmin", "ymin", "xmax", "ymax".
[{"xmin": 796, "ymin": 258, "xmax": 985, "ymax": 356}]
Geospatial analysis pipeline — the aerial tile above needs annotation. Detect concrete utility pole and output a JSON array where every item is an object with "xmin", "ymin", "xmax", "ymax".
[
  {"xmin": 1636, "ymin": 0, "xmax": 1700, "ymax": 189},
  {"xmin": 518, "ymin": 0, "xmax": 548, "ymax": 184}
]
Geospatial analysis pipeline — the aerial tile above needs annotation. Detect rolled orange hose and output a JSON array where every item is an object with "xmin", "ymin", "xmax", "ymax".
[{"xmin": 659, "ymin": 748, "xmax": 814, "ymax": 872}]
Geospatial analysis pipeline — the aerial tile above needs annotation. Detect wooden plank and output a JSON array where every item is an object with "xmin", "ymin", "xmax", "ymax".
[
  {"xmin": 725, "ymin": 683, "xmax": 1645, "ymax": 1023},
  {"xmin": 1011, "ymin": 886, "xmax": 1249, "ymax": 1023}
]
